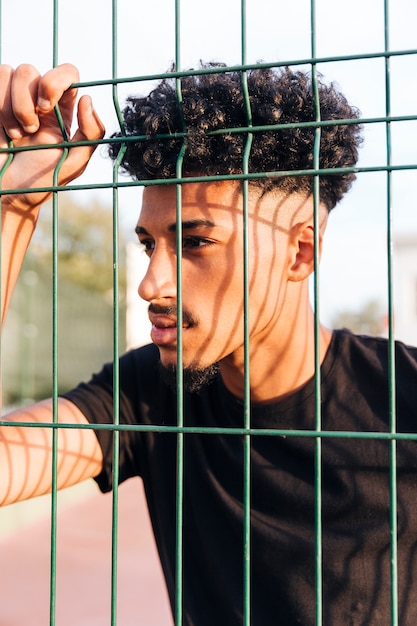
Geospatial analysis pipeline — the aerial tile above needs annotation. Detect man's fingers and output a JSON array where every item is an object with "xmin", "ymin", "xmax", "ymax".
[
  {"xmin": 10, "ymin": 64, "xmax": 41, "ymax": 135},
  {"xmin": 0, "ymin": 64, "xmax": 21, "ymax": 139},
  {"xmin": 37, "ymin": 63, "xmax": 79, "ymax": 114},
  {"xmin": 59, "ymin": 95, "xmax": 105, "ymax": 184},
  {"xmin": 0, "ymin": 63, "xmax": 104, "ymax": 198},
  {"xmin": 0, "ymin": 63, "xmax": 80, "ymax": 141},
  {"xmin": 75, "ymin": 95, "xmax": 105, "ymax": 141}
]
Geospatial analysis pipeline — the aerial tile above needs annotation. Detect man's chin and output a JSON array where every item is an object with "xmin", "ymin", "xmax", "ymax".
[{"xmin": 159, "ymin": 361, "xmax": 219, "ymax": 394}]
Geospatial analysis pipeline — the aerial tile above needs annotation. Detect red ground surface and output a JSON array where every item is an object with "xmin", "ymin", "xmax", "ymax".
[{"xmin": 0, "ymin": 479, "xmax": 172, "ymax": 626}]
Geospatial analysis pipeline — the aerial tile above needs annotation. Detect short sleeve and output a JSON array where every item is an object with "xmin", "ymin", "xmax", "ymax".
[{"xmin": 61, "ymin": 345, "xmax": 161, "ymax": 492}]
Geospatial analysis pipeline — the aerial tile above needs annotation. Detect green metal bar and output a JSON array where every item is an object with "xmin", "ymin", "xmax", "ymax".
[
  {"xmin": 174, "ymin": 4, "xmax": 185, "ymax": 623},
  {"xmin": 174, "ymin": 163, "xmax": 185, "ymax": 626},
  {"xmin": 5, "ymin": 419, "xmax": 417, "ymax": 442},
  {"xmin": 241, "ymin": 139, "xmax": 252, "ymax": 626},
  {"xmin": 174, "ymin": 192, "xmax": 184, "ymax": 626},
  {"xmin": 241, "ymin": 2, "xmax": 252, "ymax": 622},
  {"xmin": 110, "ymin": 146, "xmax": 125, "ymax": 626},
  {"xmin": 0, "ymin": 145, "xmax": 14, "ymax": 322},
  {"xmin": 63, "ymin": 47, "xmax": 417, "ymax": 90},
  {"xmin": 310, "ymin": 1, "xmax": 323, "ymax": 623},
  {"xmin": 384, "ymin": 2, "xmax": 398, "ymax": 624},
  {"xmin": 2, "ymin": 110, "xmax": 417, "ymax": 157},
  {"xmin": 49, "ymin": 163, "xmax": 62, "ymax": 626},
  {"xmin": 48, "ymin": 3, "xmax": 63, "ymax": 623},
  {"xmin": 0, "ymin": 137, "xmax": 13, "ymax": 426},
  {"xmin": 110, "ymin": 3, "xmax": 124, "ymax": 624},
  {"xmin": 1, "ymin": 160, "xmax": 416, "ymax": 199}
]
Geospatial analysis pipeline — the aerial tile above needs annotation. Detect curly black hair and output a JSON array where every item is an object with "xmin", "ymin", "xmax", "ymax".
[{"xmin": 109, "ymin": 64, "xmax": 362, "ymax": 211}]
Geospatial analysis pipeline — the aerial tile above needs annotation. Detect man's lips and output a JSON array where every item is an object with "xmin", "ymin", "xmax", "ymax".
[
  {"xmin": 148, "ymin": 305, "xmax": 192, "ymax": 346},
  {"xmin": 148, "ymin": 312, "xmax": 178, "ymax": 329},
  {"xmin": 150, "ymin": 324, "xmax": 179, "ymax": 346}
]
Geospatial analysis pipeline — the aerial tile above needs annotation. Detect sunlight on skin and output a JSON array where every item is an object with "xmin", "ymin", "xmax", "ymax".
[
  {"xmin": 136, "ymin": 180, "xmax": 331, "ymax": 403},
  {"xmin": 0, "ymin": 398, "xmax": 103, "ymax": 506}
]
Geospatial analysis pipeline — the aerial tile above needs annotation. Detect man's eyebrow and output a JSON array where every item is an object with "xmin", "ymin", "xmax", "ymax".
[
  {"xmin": 167, "ymin": 219, "xmax": 215, "ymax": 232},
  {"xmin": 135, "ymin": 219, "xmax": 215, "ymax": 236}
]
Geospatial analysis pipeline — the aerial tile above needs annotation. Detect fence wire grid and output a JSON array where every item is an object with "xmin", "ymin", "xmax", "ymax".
[{"xmin": 0, "ymin": 0, "xmax": 417, "ymax": 625}]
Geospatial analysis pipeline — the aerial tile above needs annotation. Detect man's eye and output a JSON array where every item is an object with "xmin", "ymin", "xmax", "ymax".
[
  {"xmin": 139, "ymin": 239, "xmax": 155, "ymax": 255},
  {"xmin": 182, "ymin": 237, "xmax": 213, "ymax": 249}
]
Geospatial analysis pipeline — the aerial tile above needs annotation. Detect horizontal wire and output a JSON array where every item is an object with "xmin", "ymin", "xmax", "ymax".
[
  {"xmin": 3, "ymin": 420, "xmax": 417, "ymax": 440},
  {"xmin": 1, "ymin": 113, "xmax": 416, "ymax": 157},
  {"xmin": 0, "ymin": 162, "xmax": 415, "ymax": 197},
  {"xmin": 68, "ymin": 47, "xmax": 417, "ymax": 90}
]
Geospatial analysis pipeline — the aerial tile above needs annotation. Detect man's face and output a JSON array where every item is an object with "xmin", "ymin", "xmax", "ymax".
[{"xmin": 136, "ymin": 180, "xmax": 307, "ymax": 377}]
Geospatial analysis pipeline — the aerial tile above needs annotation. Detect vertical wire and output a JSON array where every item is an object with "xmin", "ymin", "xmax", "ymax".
[
  {"xmin": 174, "ymin": 146, "xmax": 186, "ymax": 626},
  {"xmin": 384, "ymin": 1, "xmax": 398, "ymax": 623},
  {"xmin": 174, "ymin": 3, "xmax": 185, "ymax": 623},
  {"xmin": 49, "ymin": 2, "xmax": 64, "ymax": 623},
  {"xmin": 310, "ymin": 0, "xmax": 323, "ymax": 623},
  {"xmin": 0, "ymin": 149, "xmax": 14, "ymax": 326},
  {"xmin": 111, "ymin": 2, "xmax": 123, "ymax": 623},
  {"xmin": 240, "ymin": 1, "xmax": 252, "ymax": 623},
  {"xmin": 110, "ymin": 145, "xmax": 125, "ymax": 626}
]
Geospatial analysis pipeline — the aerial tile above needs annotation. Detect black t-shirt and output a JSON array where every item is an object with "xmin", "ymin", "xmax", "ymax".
[{"xmin": 63, "ymin": 329, "xmax": 417, "ymax": 625}]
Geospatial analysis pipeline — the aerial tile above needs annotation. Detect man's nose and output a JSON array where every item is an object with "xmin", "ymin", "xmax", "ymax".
[{"xmin": 138, "ymin": 246, "xmax": 176, "ymax": 302}]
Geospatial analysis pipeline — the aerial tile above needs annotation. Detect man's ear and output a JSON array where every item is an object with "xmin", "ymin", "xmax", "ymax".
[{"xmin": 287, "ymin": 221, "xmax": 322, "ymax": 282}]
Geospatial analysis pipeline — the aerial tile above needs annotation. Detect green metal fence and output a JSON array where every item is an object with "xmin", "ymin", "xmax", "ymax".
[{"xmin": 0, "ymin": 0, "xmax": 417, "ymax": 624}]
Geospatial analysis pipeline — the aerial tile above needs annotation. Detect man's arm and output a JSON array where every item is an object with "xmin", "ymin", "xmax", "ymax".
[
  {"xmin": 0, "ymin": 64, "xmax": 106, "ymax": 505},
  {"xmin": 0, "ymin": 398, "xmax": 103, "ymax": 506}
]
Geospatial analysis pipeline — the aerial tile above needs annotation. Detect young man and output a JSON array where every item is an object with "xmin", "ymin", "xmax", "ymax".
[{"xmin": 1, "ymin": 62, "xmax": 417, "ymax": 625}]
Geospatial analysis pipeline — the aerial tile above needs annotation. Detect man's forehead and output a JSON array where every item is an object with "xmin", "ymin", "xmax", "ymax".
[
  {"xmin": 137, "ymin": 180, "xmax": 246, "ymax": 221},
  {"xmin": 142, "ymin": 179, "xmax": 243, "ymax": 203},
  {"xmin": 136, "ymin": 181, "xmax": 316, "ymax": 232}
]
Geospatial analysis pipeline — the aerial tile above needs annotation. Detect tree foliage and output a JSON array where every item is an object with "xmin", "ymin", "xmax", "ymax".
[
  {"xmin": 29, "ymin": 193, "xmax": 126, "ymax": 294},
  {"xmin": 2, "ymin": 193, "xmax": 128, "ymax": 405}
]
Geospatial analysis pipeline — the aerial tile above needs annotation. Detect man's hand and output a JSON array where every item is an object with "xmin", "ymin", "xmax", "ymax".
[
  {"xmin": 0, "ymin": 63, "xmax": 105, "ymax": 321},
  {"xmin": 0, "ymin": 63, "xmax": 105, "ymax": 211}
]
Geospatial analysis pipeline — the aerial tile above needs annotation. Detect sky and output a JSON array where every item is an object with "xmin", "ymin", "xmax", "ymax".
[{"xmin": 1, "ymin": 0, "xmax": 416, "ymax": 327}]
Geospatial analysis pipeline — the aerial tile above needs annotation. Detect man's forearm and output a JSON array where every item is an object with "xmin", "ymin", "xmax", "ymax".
[{"xmin": 1, "ymin": 201, "xmax": 40, "ymax": 325}]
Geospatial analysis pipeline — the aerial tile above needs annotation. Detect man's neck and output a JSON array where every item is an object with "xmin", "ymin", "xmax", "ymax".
[{"xmin": 219, "ymin": 303, "xmax": 333, "ymax": 404}]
